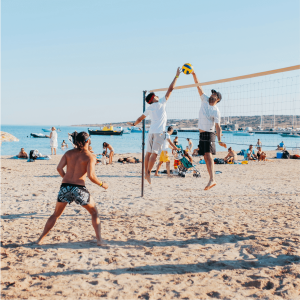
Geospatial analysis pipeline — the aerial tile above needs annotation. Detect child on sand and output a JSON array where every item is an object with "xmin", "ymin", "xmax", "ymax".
[
  {"xmin": 155, "ymin": 126, "xmax": 179, "ymax": 177},
  {"xmin": 36, "ymin": 132, "xmax": 108, "ymax": 247}
]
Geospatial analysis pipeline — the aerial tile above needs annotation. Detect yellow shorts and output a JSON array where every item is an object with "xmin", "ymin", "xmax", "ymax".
[{"xmin": 159, "ymin": 151, "xmax": 170, "ymax": 163}]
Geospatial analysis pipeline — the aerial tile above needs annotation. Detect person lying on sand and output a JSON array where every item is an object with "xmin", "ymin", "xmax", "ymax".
[
  {"xmin": 118, "ymin": 157, "xmax": 140, "ymax": 163},
  {"xmin": 36, "ymin": 131, "xmax": 108, "ymax": 247},
  {"xmin": 192, "ymin": 147, "xmax": 199, "ymax": 156},
  {"xmin": 224, "ymin": 147, "xmax": 237, "ymax": 163},
  {"xmin": 18, "ymin": 148, "xmax": 28, "ymax": 159},
  {"xmin": 155, "ymin": 126, "xmax": 180, "ymax": 177}
]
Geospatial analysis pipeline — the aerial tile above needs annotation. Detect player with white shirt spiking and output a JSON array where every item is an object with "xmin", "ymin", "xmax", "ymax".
[
  {"xmin": 128, "ymin": 67, "xmax": 181, "ymax": 184},
  {"xmin": 191, "ymin": 70, "xmax": 227, "ymax": 191}
]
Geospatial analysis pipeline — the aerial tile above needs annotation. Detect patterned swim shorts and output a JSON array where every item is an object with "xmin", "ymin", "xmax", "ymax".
[{"xmin": 57, "ymin": 183, "xmax": 90, "ymax": 206}]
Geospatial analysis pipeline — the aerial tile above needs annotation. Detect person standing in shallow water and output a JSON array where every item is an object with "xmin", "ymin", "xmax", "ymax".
[
  {"xmin": 49, "ymin": 127, "xmax": 58, "ymax": 155},
  {"xmin": 36, "ymin": 131, "xmax": 108, "ymax": 247}
]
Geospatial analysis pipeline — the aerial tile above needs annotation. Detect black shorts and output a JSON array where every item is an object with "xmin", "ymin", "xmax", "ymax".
[
  {"xmin": 198, "ymin": 132, "xmax": 216, "ymax": 155},
  {"xmin": 57, "ymin": 183, "xmax": 90, "ymax": 206}
]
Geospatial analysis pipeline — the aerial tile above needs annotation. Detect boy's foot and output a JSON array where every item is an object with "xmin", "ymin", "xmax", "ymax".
[
  {"xmin": 154, "ymin": 174, "xmax": 161, "ymax": 177},
  {"xmin": 204, "ymin": 180, "xmax": 216, "ymax": 191},
  {"xmin": 145, "ymin": 173, "xmax": 151, "ymax": 184},
  {"xmin": 96, "ymin": 239, "xmax": 109, "ymax": 248},
  {"xmin": 167, "ymin": 175, "xmax": 173, "ymax": 178}
]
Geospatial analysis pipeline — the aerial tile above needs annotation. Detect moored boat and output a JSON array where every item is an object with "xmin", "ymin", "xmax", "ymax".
[
  {"xmin": 233, "ymin": 131, "xmax": 254, "ymax": 136},
  {"xmin": 31, "ymin": 133, "xmax": 48, "ymax": 138},
  {"xmin": 88, "ymin": 126, "xmax": 123, "ymax": 136}
]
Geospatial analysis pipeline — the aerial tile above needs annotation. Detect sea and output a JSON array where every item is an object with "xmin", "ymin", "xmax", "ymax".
[{"xmin": 1, "ymin": 125, "xmax": 299, "ymax": 157}]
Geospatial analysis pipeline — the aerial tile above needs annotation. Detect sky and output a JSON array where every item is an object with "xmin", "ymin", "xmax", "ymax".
[{"xmin": 1, "ymin": 0, "xmax": 300, "ymax": 126}]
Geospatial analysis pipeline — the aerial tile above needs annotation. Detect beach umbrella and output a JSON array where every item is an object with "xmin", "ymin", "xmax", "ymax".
[{"xmin": 0, "ymin": 131, "xmax": 19, "ymax": 145}]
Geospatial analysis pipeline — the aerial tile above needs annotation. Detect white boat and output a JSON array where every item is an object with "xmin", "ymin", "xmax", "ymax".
[
  {"xmin": 280, "ymin": 133, "xmax": 300, "ymax": 138},
  {"xmin": 123, "ymin": 128, "xmax": 131, "ymax": 134},
  {"xmin": 42, "ymin": 128, "xmax": 51, "ymax": 132},
  {"xmin": 233, "ymin": 131, "xmax": 254, "ymax": 136},
  {"xmin": 131, "ymin": 127, "xmax": 148, "ymax": 133}
]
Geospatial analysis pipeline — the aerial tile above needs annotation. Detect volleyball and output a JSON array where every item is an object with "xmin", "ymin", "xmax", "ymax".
[{"xmin": 182, "ymin": 63, "xmax": 193, "ymax": 75}]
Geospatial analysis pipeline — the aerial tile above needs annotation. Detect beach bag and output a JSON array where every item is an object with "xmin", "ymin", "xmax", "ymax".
[
  {"xmin": 238, "ymin": 149, "xmax": 246, "ymax": 156},
  {"xmin": 214, "ymin": 158, "xmax": 225, "ymax": 164},
  {"xmin": 282, "ymin": 150, "xmax": 290, "ymax": 159}
]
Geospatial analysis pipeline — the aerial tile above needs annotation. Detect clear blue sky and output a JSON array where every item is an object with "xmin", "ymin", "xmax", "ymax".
[{"xmin": 2, "ymin": 0, "xmax": 300, "ymax": 125}]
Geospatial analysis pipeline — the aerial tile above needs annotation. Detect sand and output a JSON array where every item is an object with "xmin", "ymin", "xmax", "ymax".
[{"xmin": 1, "ymin": 152, "xmax": 300, "ymax": 299}]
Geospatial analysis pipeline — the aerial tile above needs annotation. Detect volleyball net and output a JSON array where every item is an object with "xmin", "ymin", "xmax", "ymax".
[
  {"xmin": 149, "ymin": 65, "xmax": 300, "ymax": 151},
  {"xmin": 140, "ymin": 65, "xmax": 300, "ymax": 196}
]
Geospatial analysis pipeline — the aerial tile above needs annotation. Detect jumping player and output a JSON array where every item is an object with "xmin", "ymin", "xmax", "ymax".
[
  {"xmin": 128, "ymin": 67, "xmax": 181, "ymax": 184},
  {"xmin": 191, "ymin": 70, "xmax": 227, "ymax": 190},
  {"xmin": 36, "ymin": 132, "xmax": 108, "ymax": 246}
]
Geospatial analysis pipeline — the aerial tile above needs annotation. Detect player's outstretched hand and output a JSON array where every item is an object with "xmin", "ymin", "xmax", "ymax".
[
  {"xmin": 176, "ymin": 67, "xmax": 182, "ymax": 77},
  {"xmin": 219, "ymin": 142, "xmax": 227, "ymax": 148},
  {"xmin": 102, "ymin": 182, "xmax": 109, "ymax": 190}
]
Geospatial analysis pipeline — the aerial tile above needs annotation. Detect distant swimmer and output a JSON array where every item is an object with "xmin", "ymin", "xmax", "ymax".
[
  {"xmin": 128, "ymin": 67, "xmax": 182, "ymax": 184},
  {"xmin": 191, "ymin": 69, "xmax": 227, "ymax": 190},
  {"xmin": 36, "ymin": 131, "xmax": 109, "ymax": 247}
]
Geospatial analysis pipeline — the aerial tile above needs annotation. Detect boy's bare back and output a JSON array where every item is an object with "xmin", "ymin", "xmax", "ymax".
[{"xmin": 58, "ymin": 149, "xmax": 96, "ymax": 186}]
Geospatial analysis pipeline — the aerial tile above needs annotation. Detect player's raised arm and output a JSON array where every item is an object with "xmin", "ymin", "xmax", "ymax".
[
  {"xmin": 127, "ymin": 114, "xmax": 146, "ymax": 127},
  {"xmin": 191, "ymin": 70, "xmax": 204, "ymax": 97},
  {"xmin": 165, "ymin": 67, "xmax": 181, "ymax": 101}
]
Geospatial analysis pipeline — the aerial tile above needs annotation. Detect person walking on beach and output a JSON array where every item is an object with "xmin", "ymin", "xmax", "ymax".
[
  {"xmin": 49, "ymin": 127, "xmax": 58, "ymax": 155},
  {"xmin": 191, "ymin": 70, "xmax": 227, "ymax": 190},
  {"xmin": 155, "ymin": 126, "xmax": 180, "ymax": 177},
  {"xmin": 36, "ymin": 131, "xmax": 108, "ymax": 247},
  {"xmin": 187, "ymin": 138, "xmax": 193, "ymax": 152},
  {"xmin": 128, "ymin": 67, "xmax": 181, "ymax": 184},
  {"xmin": 103, "ymin": 142, "xmax": 114, "ymax": 164}
]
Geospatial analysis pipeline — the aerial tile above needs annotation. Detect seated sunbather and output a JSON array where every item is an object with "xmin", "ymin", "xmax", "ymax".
[
  {"xmin": 183, "ymin": 150, "xmax": 193, "ymax": 164},
  {"xmin": 224, "ymin": 147, "xmax": 237, "ymax": 163},
  {"xmin": 257, "ymin": 147, "xmax": 267, "ymax": 161},
  {"xmin": 245, "ymin": 145, "xmax": 257, "ymax": 160},
  {"xmin": 18, "ymin": 148, "xmax": 28, "ymax": 159},
  {"xmin": 192, "ymin": 147, "xmax": 199, "ymax": 156}
]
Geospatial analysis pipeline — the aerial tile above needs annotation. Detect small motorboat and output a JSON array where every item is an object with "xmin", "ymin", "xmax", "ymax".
[
  {"xmin": 42, "ymin": 128, "xmax": 51, "ymax": 132},
  {"xmin": 31, "ymin": 133, "xmax": 48, "ymax": 138},
  {"xmin": 131, "ymin": 127, "xmax": 149, "ymax": 133},
  {"xmin": 280, "ymin": 132, "xmax": 300, "ymax": 138},
  {"xmin": 88, "ymin": 126, "xmax": 123, "ymax": 136},
  {"xmin": 233, "ymin": 131, "xmax": 254, "ymax": 136}
]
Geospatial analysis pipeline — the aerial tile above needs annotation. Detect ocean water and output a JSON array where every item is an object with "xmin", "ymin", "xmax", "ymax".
[{"xmin": 1, "ymin": 125, "xmax": 299, "ymax": 157}]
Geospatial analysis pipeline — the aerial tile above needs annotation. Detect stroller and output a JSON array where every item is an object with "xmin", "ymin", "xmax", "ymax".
[{"xmin": 175, "ymin": 146, "xmax": 201, "ymax": 178}]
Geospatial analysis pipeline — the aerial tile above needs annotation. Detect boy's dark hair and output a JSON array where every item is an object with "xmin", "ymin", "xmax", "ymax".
[
  {"xmin": 146, "ymin": 92, "xmax": 155, "ymax": 104},
  {"xmin": 167, "ymin": 126, "xmax": 173, "ymax": 132},
  {"xmin": 187, "ymin": 138, "xmax": 190, "ymax": 141},
  {"xmin": 103, "ymin": 142, "xmax": 108, "ymax": 148},
  {"xmin": 71, "ymin": 131, "xmax": 89, "ymax": 151},
  {"xmin": 211, "ymin": 89, "xmax": 222, "ymax": 102}
]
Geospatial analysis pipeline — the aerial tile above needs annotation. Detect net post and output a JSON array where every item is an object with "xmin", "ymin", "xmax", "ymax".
[{"xmin": 141, "ymin": 90, "xmax": 146, "ymax": 197}]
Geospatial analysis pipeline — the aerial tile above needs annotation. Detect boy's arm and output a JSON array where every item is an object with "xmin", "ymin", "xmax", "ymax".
[
  {"xmin": 57, "ymin": 153, "xmax": 67, "ymax": 178},
  {"xmin": 127, "ymin": 114, "xmax": 146, "ymax": 127},
  {"xmin": 191, "ymin": 70, "xmax": 204, "ymax": 97},
  {"xmin": 165, "ymin": 67, "xmax": 181, "ymax": 101},
  {"xmin": 168, "ymin": 138, "xmax": 180, "ymax": 150},
  {"xmin": 87, "ymin": 156, "xmax": 108, "ymax": 189}
]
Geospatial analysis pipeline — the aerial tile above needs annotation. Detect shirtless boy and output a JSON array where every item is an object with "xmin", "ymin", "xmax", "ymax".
[{"xmin": 36, "ymin": 131, "xmax": 108, "ymax": 246}]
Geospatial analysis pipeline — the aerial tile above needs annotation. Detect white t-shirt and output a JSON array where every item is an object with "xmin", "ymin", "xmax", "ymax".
[
  {"xmin": 143, "ymin": 97, "xmax": 167, "ymax": 134},
  {"xmin": 162, "ymin": 132, "xmax": 170, "ymax": 151},
  {"xmin": 198, "ymin": 93, "xmax": 221, "ymax": 132}
]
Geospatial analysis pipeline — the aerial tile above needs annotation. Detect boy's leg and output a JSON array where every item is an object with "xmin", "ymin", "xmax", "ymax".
[
  {"xmin": 166, "ymin": 162, "xmax": 172, "ymax": 177},
  {"xmin": 82, "ymin": 197, "xmax": 107, "ymax": 247},
  {"xmin": 204, "ymin": 152, "xmax": 216, "ymax": 190},
  {"xmin": 145, "ymin": 153, "xmax": 158, "ymax": 184},
  {"xmin": 155, "ymin": 161, "xmax": 163, "ymax": 176},
  {"xmin": 144, "ymin": 152, "xmax": 151, "ymax": 178},
  {"xmin": 36, "ymin": 202, "xmax": 67, "ymax": 244}
]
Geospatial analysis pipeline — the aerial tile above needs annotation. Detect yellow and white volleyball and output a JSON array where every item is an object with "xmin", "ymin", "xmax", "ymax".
[{"xmin": 182, "ymin": 63, "xmax": 193, "ymax": 75}]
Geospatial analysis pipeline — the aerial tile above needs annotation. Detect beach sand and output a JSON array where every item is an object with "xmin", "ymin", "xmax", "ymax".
[{"xmin": 1, "ymin": 152, "xmax": 300, "ymax": 299}]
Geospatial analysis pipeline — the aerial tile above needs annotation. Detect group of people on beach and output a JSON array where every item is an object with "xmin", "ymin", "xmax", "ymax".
[{"xmin": 36, "ymin": 67, "xmax": 227, "ymax": 246}]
